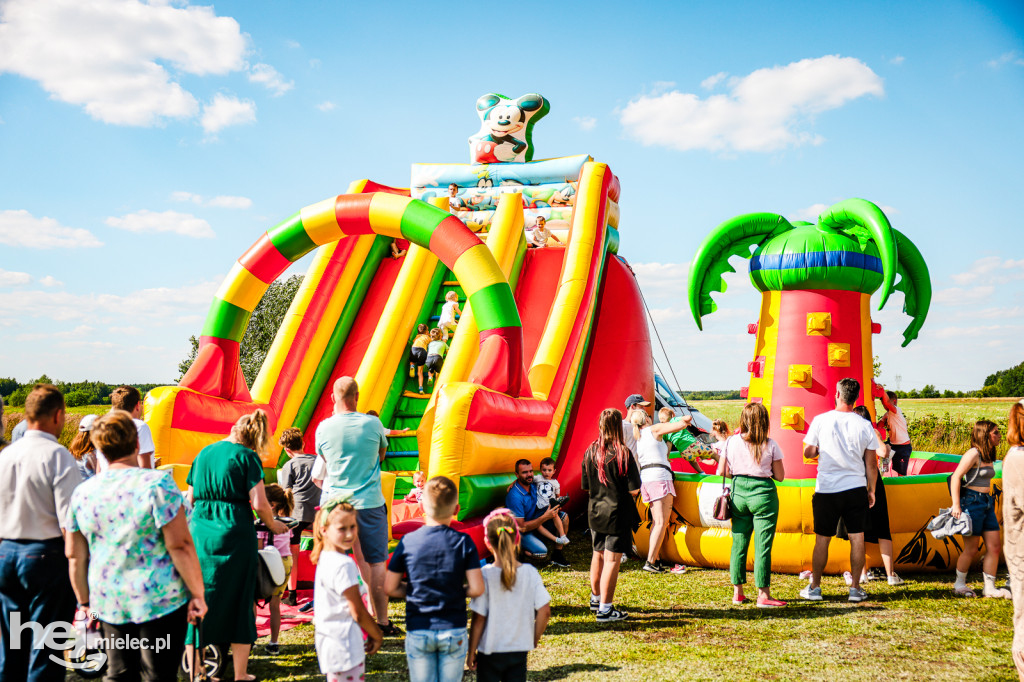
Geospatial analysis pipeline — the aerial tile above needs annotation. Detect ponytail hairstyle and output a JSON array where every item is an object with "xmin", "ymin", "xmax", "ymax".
[
  {"xmin": 711, "ymin": 419, "xmax": 730, "ymax": 438},
  {"xmin": 629, "ymin": 408, "xmax": 648, "ymax": 443},
  {"xmin": 588, "ymin": 408, "xmax": 629, "ymax": 486},
  {"xmin": 311, "ymin": 498, "xmax": 356, "ymax": 565},
  {"xmin": 265, "ymin": 483, "xmax": 295, "ymax": 516},
  {"xmin": 739, "ymin": 402, "xmax": 770, "ymax": 464},
  {"xmin": 233, "ymin": 409, "xmax": 271, "ymax": 459},
  {"xmin": 483, "ymin": 508, "xmax": 521, "ymax": 591},
  {"xmin": 972, "ymin": 420, "xmax": 998, "ymax": 464}
]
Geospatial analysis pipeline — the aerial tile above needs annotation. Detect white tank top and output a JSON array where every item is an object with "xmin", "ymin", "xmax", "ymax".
[{"xmin": 637, "ymin": 427, "xmax": 672, "ymax": 483}]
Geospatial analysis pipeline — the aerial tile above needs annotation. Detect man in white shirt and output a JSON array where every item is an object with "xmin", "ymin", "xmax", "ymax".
[
  {"xmin": 800, "ymin": 378, "xmax": 886, "ymax": 603},
  {"xmin": 97, "ymin": 385, "xmax": 155, "ymax": 470},
  {"xmin": 0, "ymin": 384, "xmax": 83, "ymax": 679},
  {"xmin": 622, "ymin": 393, "xmax": 650, "ymax": 458}
]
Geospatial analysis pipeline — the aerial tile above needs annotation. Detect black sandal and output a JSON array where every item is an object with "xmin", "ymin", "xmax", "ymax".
[{"xmin": 379, "ymin": 620, "xmax": 404, "ymax": 637}]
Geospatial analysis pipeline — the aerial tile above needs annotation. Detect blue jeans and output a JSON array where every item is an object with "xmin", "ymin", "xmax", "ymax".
[
  {"xmin": 521, "ymin": 511, "xmax": 568, "ymax": 557},
  {"xmin": 405, "ymin": 628, "xmax": 468, "ymax": 682},
  {"xmin": 961, "ymin": 488, "xmax": 1000, "ymax": 533},
  {"xmin": 0, "ymin": 538, "xmax": 76, "ymax": 682}
]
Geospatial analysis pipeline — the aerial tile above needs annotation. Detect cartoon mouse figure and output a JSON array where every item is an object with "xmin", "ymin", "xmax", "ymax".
[{"xmin": 469, "ymin": 93, "xmax": 549, "ymax": 164}]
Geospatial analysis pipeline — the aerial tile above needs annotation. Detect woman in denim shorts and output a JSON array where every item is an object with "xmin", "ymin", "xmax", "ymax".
[{"xmin": 950, "ymin": 420, "xmax": 1010, "ymax": 598}]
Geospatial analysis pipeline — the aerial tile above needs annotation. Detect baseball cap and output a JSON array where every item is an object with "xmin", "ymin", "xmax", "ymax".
[
  {"xmin": 624, "ymin": 394, "xmax": 651, "ymax": 409},
  {"xmin": 79, "ymin": 414, "xmax": 98, "ymax": 431}
]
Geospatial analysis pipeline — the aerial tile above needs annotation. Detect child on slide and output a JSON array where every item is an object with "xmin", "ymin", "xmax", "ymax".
[
  {"xmin": 425, "ymin": 328, "xmax": 449, "ymax": 385},
  {"xmin": 409, "ymin": 323, "xmax": 431, "ymax": 393},
  {"xmin": 438, "ymin": 291, "xmax": 461, "ymax": 341}
]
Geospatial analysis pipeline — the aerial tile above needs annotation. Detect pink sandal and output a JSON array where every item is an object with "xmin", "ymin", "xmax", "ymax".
[{"xmin": 757, "ymin": 597, "xmax": 787, "ymax": 608}]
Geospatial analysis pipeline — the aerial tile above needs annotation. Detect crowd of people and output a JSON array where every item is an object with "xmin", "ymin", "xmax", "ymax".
[{"xmin": 1, "ymin": 379, "xmax": 1023, "ymax": 681}]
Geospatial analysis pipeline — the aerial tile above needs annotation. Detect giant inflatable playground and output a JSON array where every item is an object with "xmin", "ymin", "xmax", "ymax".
[{"xmin": 145, "ymin": 93, "xmax": 994, "ymax": 573}]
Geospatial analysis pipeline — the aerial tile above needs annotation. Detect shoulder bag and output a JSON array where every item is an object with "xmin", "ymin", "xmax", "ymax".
[{"xmin": 713, "ymin": 436, "xmax": 734, "ymax": 521}]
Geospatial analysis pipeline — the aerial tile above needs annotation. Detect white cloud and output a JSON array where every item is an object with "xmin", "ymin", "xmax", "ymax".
[
  {"xmin": 201, "ymin": 94, "xmax": 256, "ymax": 134},
  {"xmin": 317, "ymin": 101, "xmax": 336, "ymax": 112},
  {"xmin": 248, "ymin": 62, "xmax": 293, "ymax": 96},
  {"xmin": 0, "ymin": 269, "xmax": 32, "ymax": 286},
  {"xmin": 987, "ymin": 51, "xmax": 1024, "ymax": 68},
  {"xmin": 951, "ymin": 256, "xmax": 1024, "ymax": 286},
  {"xmin": 0, "ymin": 0, "xmax": 247, "ymax": 127},
  {"xmin": 309, "ymin": 58, "xmax": 321, "ymax": 69},
  {"xmin": 0, "ymin": 209, "xmax": 103, "ymax": 248},
  {"xmin": 620, "ymin": 55, "xmax": 884, "ymax": 153},
  {"xmin": 285, "ymin": 39, "xmax": 301, "ymax": 49},
  {"xmin": 105, "ymin": 210, "xmax": 215, "ymax": 239},
  {"xmin": 39, "ymin": 275, "xmax": 62, "ymax": 287},
  {"xmin": 170, "ymin": 192, "xmax": 252, "ymax": 209},
  {"xmin": 170, "ymin": 191, "xmax": 203, "ymax": 204},
  {"xmin": 572, "ymin": 116, "xmax": 597, "ymax": 131},
  {"xmin": 700, "ymin": 72, "xmax": 728, "ymax": 90},
  {"xmin": 889, "ymin": 55, "xmax": 905, "ymax": 65},
  {"xmin": 207, "ymin": 195, "xmax": 252, "ymax": 209},
  {"xmin": 933, "ymin": 285, "xmax": 996, "ymax": 307}
]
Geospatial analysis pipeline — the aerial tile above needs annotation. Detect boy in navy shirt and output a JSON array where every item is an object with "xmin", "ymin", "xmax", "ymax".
[{"xmin": 386, "ymin": 476, "xmax": 483, "ymax": 682}]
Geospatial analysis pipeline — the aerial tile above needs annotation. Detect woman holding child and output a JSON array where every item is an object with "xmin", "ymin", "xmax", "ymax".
[{"xmin": 715, "ymin": 402, "xmax": 787, "ymax": 608}]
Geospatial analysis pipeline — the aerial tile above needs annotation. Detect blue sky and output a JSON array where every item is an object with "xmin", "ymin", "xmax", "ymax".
[{"xmin": 1, "ymin": 0, "xmax": 1022, "ymax": 392}]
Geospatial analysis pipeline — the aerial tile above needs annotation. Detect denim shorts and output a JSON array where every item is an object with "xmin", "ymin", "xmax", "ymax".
[
  {"xmin": 355, "ymin": 504, "xmax": 390, "ymax": 564},
  {"xmin": 405, "ymin": 628, "xmax": 468, "ymax": 682},
  {"xmin": 961, "ymin": 488, "xmax": 1000, "ymax": 533}
]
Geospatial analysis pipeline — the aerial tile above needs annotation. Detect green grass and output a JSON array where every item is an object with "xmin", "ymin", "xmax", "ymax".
[{"xmin": 171, "ymin": 535, "xmax": 1014, "ymax": 681}]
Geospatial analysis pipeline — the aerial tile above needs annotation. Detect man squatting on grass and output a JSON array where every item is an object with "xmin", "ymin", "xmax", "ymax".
[{"xmin": 801, "ymin": 378, "xmax": 886, "ymax": 603}]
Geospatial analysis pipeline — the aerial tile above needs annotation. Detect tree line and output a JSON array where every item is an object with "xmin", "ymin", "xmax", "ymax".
[{"xmin": 0, "ymin": 376, "xmax": 164, "ymax": 408}]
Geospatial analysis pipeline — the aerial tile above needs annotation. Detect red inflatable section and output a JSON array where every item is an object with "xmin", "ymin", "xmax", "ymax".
[{"xmin": 556, "ymin": 254, "xmax": 653, "ymax": 513}]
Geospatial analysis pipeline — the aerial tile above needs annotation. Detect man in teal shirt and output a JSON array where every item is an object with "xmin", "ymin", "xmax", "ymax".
[{"xmin": 315, "ymin": 376, "xmax": 399, "ymax": 634}]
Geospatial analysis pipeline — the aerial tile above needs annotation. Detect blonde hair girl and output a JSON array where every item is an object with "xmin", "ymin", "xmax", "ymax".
[
  {"xmin": 311, "ymin": 499, "xmax": 382, "ymax": 678},
  {"xmin": 467, "ymin": 509, "xmax": 551, "ymax": 679}
]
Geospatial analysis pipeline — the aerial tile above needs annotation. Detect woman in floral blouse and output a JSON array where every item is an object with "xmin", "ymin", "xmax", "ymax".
[{"xmin": 66, "ymin": 410, "xmax": 206, "ymax": 681}]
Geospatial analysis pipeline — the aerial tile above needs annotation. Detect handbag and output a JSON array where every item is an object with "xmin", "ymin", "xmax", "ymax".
[{"xmin": 713, "ymin": 436, "xmax": 734, "ymax": 521}]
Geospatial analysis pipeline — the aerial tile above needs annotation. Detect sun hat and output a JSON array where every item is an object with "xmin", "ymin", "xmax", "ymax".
[{"xmin": 78, "ymin": 414, "xmax": 98, "ymax": 431}]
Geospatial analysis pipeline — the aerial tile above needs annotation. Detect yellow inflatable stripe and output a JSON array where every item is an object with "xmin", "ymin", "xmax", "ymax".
[
  {"xmin": 367, "ymin": 193, "xmax": 410, "ymax": 239},
  {"xmin": 356, "ymin": 244, "xmax": 440, "ymax": 412},
  {"xmin": 859, "ymin": 293, "xmax": 877, "ymax": 421},
  {"xmin": 458, "ymin": 431, "xmax": 558, "ymax": 477},
  {"xmin": 528, "ymin": 163, "xmax": 606, "ymax": 397},
  {"xmin": 301, "ymin": 197, "xmax": 345, "ymax": 246},
  {"xmin": 606, "ymin": 199, "xmax": 620, "ymax": 229},
  {"xmin": 428, "ymin": 381, "xmax": 480, "ymax": 485},
  {"xmin": 452, "ymin": 244, "xmax": 505, "ymax": 294},
  {"xmin": 215, "ymin": 262, "xmax": 266, "ymax": 312},
  {"xmin": 747, "ymin": 290, "xmax": 781, "ymax": 414}
]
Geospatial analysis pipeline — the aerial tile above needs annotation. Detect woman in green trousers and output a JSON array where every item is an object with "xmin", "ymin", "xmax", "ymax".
[{"xmin": 716, "ymin": 402, "xmax": 787, "ymax": 608}]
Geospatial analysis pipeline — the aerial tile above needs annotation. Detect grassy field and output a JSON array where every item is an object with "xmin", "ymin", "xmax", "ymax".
[
  {"xmin": 691, "ymin": 397, "xmax": 1021, "ymax": 431},
  {"xmin": 107, "ymin": 536, "xmax": 1013, "ymax": 682}
]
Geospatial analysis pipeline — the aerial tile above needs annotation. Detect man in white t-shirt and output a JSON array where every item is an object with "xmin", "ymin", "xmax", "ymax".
[
  {"xmin": 800, "ymin": 378, "xmax": 885, "ymax": 603},
  {"xmin": 622, "ymin": 393, "xmax": 650, "ymax": 458},
  {"xmin": 96, "ymin": 385, "xmax": 155, "ymax": 470}
]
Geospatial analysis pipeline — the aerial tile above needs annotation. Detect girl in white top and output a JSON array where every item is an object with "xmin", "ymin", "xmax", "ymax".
[
  {"xmin": 630, "ymin": 407, "xmax": 692, "ymax": 574},
  {"xmin": 710, "ymin": 419, "xmax": 730, "ymax": 457},
  {"xmin": 438, "ymin": 291, "xmax": 461, "ymax": 341},
  {"xmin": 312, "ymin": 499, "xmax": 382, "ymax": 681},
  {"xmin": 468, "ymin": 509, "xmax": 550, "ymax": 680}
]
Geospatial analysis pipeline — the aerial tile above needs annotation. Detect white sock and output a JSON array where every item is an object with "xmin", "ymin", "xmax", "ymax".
[
  {"xmin": 598, "ymin": 602, "xmax": 612, "ymax": 613},
  {"xmin": 591, "ymin": 592, "xmax": 599, "ymax": 601},
  {"xmin": 557, "ymin": 535, "xmax": 569, "ymax": 544},
  {"xmin": 984, "ymin": 573, "xmax": 998, "ymax": 590},
  {"xmin": 270, "ymin": 641, "xmax": 277, "ymax": 646},
  {"xmin": 954, "ymin": 569, "xmax": 968, "ymax": 589}
]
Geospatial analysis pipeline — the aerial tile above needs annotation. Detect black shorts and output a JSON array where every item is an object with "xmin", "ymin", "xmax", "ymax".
[
  {"xmin": 813, "ymin": 487, "xmax": 869, "ymax": 537},
  {"xmin": 410, "ymin": 347, "xmax": 427, "ymax": 366},
  {"xmin": 426, "ymin": 354, "xmax": 443, "ymax": 374},
  {"xmin": 591, "ymin": 530, "xmax": 632, "ymax": 554}
]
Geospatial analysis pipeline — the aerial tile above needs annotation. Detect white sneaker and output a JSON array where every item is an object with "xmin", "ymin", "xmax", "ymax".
[
  {"xmin": 555, "ymin": 535, "xmax": 570, "ymax": 545},
  {"xmin": 888, "ymin": 574, "xmax": 904, "ymax": 586}
]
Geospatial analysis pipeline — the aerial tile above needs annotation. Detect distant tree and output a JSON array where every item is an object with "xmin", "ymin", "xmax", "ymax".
[
  {"xmin": 920, "ymin": 384, "xmax": 940, "ymax": 398},
  {"xmin": 942, "ymin": 389, "xmax": 956, "ymax": 398},
  {"xmin": 0, "ymin": 378, "xmax": 18, "ymax": 398},
  {"xmin": 873, "ymin": 355, "xmax": 882, "ymax": 379},
  {"xmin": 177, "ymin": 275, "xmax": 304, "ymax": 388},
  {"xmin": 64, "ymin": 389, "xmax": 91, "ymax": 407}
]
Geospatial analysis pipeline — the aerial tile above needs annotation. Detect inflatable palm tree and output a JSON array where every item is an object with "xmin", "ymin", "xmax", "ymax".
[{"xmin": 688, "ymin": 198, "xmax": 931, "ymax": 477}]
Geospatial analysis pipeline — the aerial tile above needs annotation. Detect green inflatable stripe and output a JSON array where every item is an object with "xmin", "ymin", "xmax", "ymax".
[
  {"xmin": 606, "ymin": 226, "xmax": 620, "ymax": 255},
  {"xmin": 289, "ymin": 236, "xmax": 391, "ymax": 435},
  {"xmin": 400, "ymin": 200, "xmax": 448, "ymax": 247},
  {"xmin": 201, "ymin": 297, "xmax": 250, "ymax": 342},
  {"xmin": 468, "ymin": 282, "xmax": 520, "ymax": 332},
  {"xmin": 268, "ymin": 213, "xmax": 317, "ymax": 262},
  {"xmin": 458, "ymin": 473, "xmax": 517, "ymax": 521}
]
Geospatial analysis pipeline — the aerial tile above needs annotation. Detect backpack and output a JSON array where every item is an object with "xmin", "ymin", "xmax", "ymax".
[{"xmin": 255, "ymin": 546, "xmax": 287, "ymax": 603}]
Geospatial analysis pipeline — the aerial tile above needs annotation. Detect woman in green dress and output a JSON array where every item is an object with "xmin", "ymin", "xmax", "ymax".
[{"xmin": 185, "ymin": 409, "xmax": 288, "ymax": 681}]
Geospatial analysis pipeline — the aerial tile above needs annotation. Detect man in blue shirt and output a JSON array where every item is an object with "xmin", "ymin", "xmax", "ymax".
[{"xmin": 505, "ymin": 459, "xmax": 569, "ymax": 567}]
